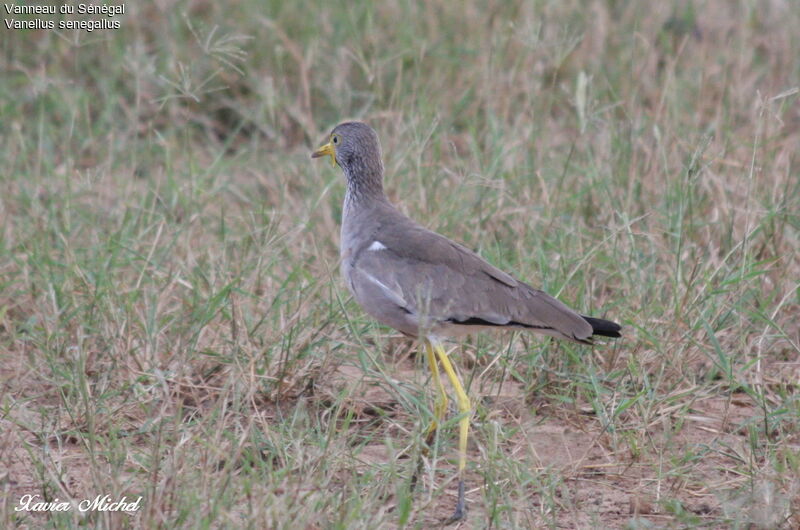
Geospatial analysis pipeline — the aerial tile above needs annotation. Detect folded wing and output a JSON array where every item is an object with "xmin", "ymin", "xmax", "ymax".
[{"xmin": 350, "ymin": 222, "xmax": 597, "ymax": 342}]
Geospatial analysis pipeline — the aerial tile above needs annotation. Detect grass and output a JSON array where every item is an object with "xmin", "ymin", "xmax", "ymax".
[{"xmin": 1, "ymin": 0, "xmax": 798, "ymax": 528}]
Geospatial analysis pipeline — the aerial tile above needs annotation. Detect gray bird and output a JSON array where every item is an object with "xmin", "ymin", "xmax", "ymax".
[{"xmin": 312, "ymin": 121, "xmax": 620, "ymax": 522}]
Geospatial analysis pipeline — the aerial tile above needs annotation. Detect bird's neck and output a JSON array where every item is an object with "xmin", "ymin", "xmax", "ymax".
[
  {"xmin": 342, "ymin": 167, "xmax": 394, "ymax": 248},
  {"xmin": 342, "ymin": 165, "xmax": 387, "ymax": 206},
  {"xmin": 341, "ymin": 175, "xmax": 392, "ymax": 263}
]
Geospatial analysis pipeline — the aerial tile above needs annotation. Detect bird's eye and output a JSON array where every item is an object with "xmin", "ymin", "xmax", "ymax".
[{"xmin": 332, "ymin": 135, "xmax": 339, "ymax": 144}]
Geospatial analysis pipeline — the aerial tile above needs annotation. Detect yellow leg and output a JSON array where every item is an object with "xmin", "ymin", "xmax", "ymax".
[
  {"xmin": 432, "ymin": 340, "xmax": 470, "ymax": 522},
  {"xmin": 411, "ymin": 340, "xmax": 448, "ymax": 487},
  {"xmin": 412, "ymin": 341, "xmax": 450, "ymax": 490},
  {"xmin": 425, "ymin": 341, "xmax": 449, "ymax": 442}
]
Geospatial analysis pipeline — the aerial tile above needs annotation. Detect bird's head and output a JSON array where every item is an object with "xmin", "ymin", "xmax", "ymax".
[{"xmin": 312, "ymin": 121, "xmax": 383, "ymax": 177}]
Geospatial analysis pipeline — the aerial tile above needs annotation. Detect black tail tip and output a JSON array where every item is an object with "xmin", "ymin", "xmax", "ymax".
[{"xmin": 582, "ymin": 316, "xmax": 622, "ymax": 338}]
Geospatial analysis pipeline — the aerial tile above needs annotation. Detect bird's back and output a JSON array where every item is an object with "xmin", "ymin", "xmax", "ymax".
[{"xmin": 342, "ymin": 201, "xmax": 596, "ymax": 342}]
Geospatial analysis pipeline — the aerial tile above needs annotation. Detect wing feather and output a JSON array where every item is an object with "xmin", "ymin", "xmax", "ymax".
[{"xmin": 350, "ymin": 220, "xmax": 592, "ymax": 340}]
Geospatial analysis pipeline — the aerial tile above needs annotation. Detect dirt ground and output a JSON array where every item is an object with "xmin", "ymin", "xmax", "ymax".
[
  {"xmin": 3, "ymin": 337, "xmax": 798, "ymax": 528},
  {"xmin": 316, "ymin": 342, "xmax": 800, "ymax": 528}
]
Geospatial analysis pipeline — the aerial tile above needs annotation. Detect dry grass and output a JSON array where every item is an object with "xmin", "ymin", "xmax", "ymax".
[{"xmin": 1, "ymin": 1, "xmax": 799, "ymax": 528}]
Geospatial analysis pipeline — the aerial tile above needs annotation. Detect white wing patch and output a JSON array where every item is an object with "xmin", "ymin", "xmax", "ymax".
[
  {"xmin": 362, "ymin": 270, "xmax": 407, "ymax": 308},
  {"xmin": 368, "ymin": 241, "xmax": 387, "ymax": 251}
]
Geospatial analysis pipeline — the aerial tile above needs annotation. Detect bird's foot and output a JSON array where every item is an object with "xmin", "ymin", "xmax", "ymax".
[{"xmin": 444, "ymin": 480, "xmax": 467, "ymax": 524}]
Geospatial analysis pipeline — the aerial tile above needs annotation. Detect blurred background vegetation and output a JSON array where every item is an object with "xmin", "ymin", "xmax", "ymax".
[{"xmin": 1, "ymin": 1, "xmax": 798, "ymax": 528}]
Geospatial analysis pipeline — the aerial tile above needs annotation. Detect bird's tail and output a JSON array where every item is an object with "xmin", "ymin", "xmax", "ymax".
[{"xmin": 582, "ymin": 316, "xmax": 622, "ymax": 338}]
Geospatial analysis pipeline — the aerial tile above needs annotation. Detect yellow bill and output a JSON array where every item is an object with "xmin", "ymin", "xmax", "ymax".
[{"xmin": 311, "ymin": 140, "xmax": 337, "ymax": 167}]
